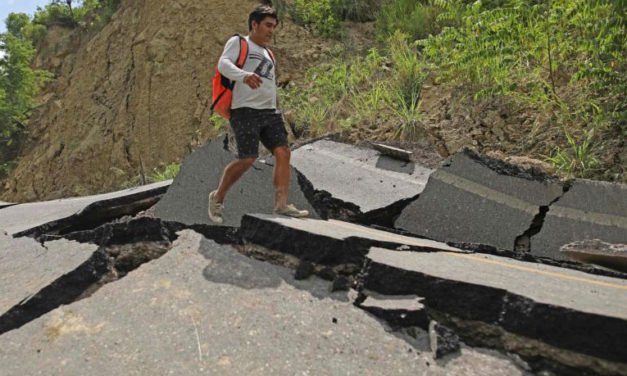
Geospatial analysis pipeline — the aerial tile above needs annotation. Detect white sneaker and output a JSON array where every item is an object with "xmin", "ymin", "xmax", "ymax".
[
  {"xmin": 208, "ymin": 190, "xmax": 224, "ymax": 224},
  {"xmin": 274, "ymin": 204, "xmax": 309, "ymax": 218}
]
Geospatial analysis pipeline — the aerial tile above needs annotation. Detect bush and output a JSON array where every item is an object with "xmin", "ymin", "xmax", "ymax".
[
  {"xmin": 331, "ymin": 0, "xmax": 382, "ymax": 22},
  {"xmin": 417, "ymin": 0, "xmax": 625, "ymax": 180},
  {"xmin": 0, "ymin": 17, "xmax": 51, "ymax": 151},
  {"xmin": 290, "ymin": 0, "xmax": 341, "ymax": 37},
  {"xmin": 376, "ymin": 0, "xmax": 443, "ymax": 42}
]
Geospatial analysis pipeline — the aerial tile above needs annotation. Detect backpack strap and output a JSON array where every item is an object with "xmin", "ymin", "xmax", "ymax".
[
  {"xmin": 235, "ymin": 34, "xmax": 248, "ymax": 68},
  {"xmin": 265, "ymin": 47, "xmax": 275, "ymax": 64}
]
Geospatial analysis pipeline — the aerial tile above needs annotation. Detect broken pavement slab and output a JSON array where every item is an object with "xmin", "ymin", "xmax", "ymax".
[
  {"xmin": 241, "ymin": 213, "xmax": 462, "ymax": 266},
  {"xmin": 533, "ymin": 179, "xmax": 627, "ymax": 261},
  {"xmin": 0, "ymin": 201, "xmax": 14, "ymax": 209},
  {"xmin": 0, "ymin": 218, "xmax": 180, "ymax": 335},
  {"xmin": 154, "ymin": 139, "xmax": 317, "ymax": 227},
  {"xmin": 0, "ymin": 230, "xmax": 526, "ymax": 376},
  {"xmin": 290, "ymin": 140, "xmax": 432, "ymax": 216},
  {"xmin": 561, "ymin": 240, "xmax": 627, "ymax": 273},
  {"xmin": 0, "ymin": 233, "xmax": 98, "ymax": 316},
  {"xmin": 361, "ymin": 247, "xmax": 627, "ymax": 374},
  {"xmin": 396, "ymin": 149, "xmax": 565, "ymax": 253},
  {"xmin": 0, "ymin": 181, "xmax": 170, "ymax": 237}
]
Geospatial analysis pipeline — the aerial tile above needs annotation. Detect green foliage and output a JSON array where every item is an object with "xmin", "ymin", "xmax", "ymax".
[
  {"xmin": 385, "ymin": 31, "xmax": 427, "ymax": 139},
  {"xmin": 281, "ymin": 35, "xmax": 428, "ymax": 140},
  {"xmin": 546, "ymin": 129, "xmax": 600, "ymax": 178},
  {"xmin": 148, "ymin": 163, "xmax": 180, "ymax": 183},
  {"xmin": 377, "ymin": 0, "xmax": 443, "ymax": 42},
  {"xmin": 0, "ymin": 18, "xmax": 51, "ymax": 149},
  {"xmin": 290, "ymin": 0, "xmax": 341, "ymax": 37},
  {"xmin": 32, "ymin": 0, "xmax": 120, "ymax": 30},
  {"xmin": 331, "ymin": 0, "xmax": 382, "ymax": 22},
  {"xmin": 415, "ymin": 0, "xmax": 625, "ymax": 179}
]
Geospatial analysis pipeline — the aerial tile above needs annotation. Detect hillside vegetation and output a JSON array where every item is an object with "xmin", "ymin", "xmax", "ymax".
[
  {"xmin": 0, "ymin": 0, "xmax": 624, "ymax": 202},
  {"xmin": 276, "ymin": 0, "xmax": 625, "ymax": 181}
]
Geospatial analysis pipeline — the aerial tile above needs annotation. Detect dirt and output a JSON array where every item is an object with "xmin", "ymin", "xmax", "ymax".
[
  {"xmin": 2, "ymin": 1, "xmax": 621, "ymax": 202},
  {"xmin": 1, "ymin": 0, "xmax": 332, "ymax": 202}
]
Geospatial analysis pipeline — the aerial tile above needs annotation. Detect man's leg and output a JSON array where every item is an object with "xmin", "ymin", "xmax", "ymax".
[
  {"xmin": 258, "ymin": 111, "xmax": 308, "ymax": 217},
  {"xmin": 273, "ymin": 146, "xmax": 291, "ymax": 209},
  {"xmin": 271, "ymin": 145, "xmax": 308, "ymax": 217},
  {"xmin": 215, "ymin": 157, "xmax": 256, "ymax": 203},
  {"xmin": 209, "ymin": 108, "xmax": 260, "ymax": 223}
]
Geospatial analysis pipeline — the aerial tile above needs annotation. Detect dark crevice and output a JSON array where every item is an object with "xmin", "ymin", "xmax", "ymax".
[
  {"xmin": 13, "ymin": 185, "xmax": 169, "ymax": 240},
  {"xmin": 514, "ymin": 181, "xmax": 573, "ymax": 253},
  {"xmin": 39, "ymin": 217, "xmax": 242, "ymax": 246},
  {"xmin": 356, "ymin": 194, "xmax": 420, "ymax": 228},
  {"xmin": 462, "ymin": 148, "xmax": 559, "ymax": 182},
  {"xmin": 295, "ymin": 169, "xmax": 361, "ymax": 221},
  {"xmin": 0, "ymin": 218, "xmax": 179, "ymax": 336},
  {"xmin": 358, "ymin": 258, "xmax": 627, "ymax": 375}
]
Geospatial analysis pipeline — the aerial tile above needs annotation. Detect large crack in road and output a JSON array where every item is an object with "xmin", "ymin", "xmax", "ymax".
[{"xmin": 1, "ymin": 140, "xmax": 625, "ymax": 375}]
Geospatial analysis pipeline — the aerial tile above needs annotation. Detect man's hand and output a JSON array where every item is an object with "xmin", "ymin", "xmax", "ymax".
[{"xmin": 243, "ymin": 73, "xmax": 263, "ymax": 89}]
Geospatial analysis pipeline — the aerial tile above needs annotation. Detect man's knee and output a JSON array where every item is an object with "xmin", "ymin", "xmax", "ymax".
[
  {"xmin": 237, "ymin": 157, "xmax": 257, "ymax": 168},
  {"xmin": 273, "ymin": 146, "xmax": 291, "ymax": 161}
]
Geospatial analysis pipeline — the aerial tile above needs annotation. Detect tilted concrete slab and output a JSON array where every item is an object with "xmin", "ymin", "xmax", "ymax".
[
  {"xmin": 362, "ymin": 247, "xmax": 627, "ymax": 373},
  {"xmin": 0, "ymin": 181, "xmax": 170, "ymax": 236},
  {"xmin": 396, "ymin": 150, "xmax": 564, "ymax": 252},
  {"xmin": 154, "ymin": 139, "xmax": 317, "ymax": 227},
  {"xmin": 290, "ymin": 140, "xmax": 432, "ymax": 213},
  {"xmin": 242, "ymin": 213, "xmax": 462, "ymax": 265},
  {"xmin": 0, "ymin": 233, "xmax": 98, "ymax": 315},
  {"xmin": 0, "ymin": 231, "xmax": 525, "ymax": 376},
  {"xmin": 533, "ymin": 179, "xmax": 627, "ymax": 261},
  {"xmin": 0, "ymin": 201, "xmax": 14, "ymax": 209}
]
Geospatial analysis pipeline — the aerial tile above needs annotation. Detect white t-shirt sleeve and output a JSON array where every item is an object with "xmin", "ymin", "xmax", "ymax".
[{"xmin": 218, "ymin": 36, "xmax": 248, "ymax": 82}]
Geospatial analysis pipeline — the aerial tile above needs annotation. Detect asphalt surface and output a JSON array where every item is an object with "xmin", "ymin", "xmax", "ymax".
[
  {"xmin": 245, "ymin": 213, "xmax": 460, "ymax": 252},
  {"xmin": 533, "ymin": 179, "xmax": 627, "ymax": 260},
  {"xmin": 0, "ymin": 231, "xmax": 526, "ymax": 376},
  {"xmin": 290, "ymin": 140, "xmax": 432, "ymax": 213},
  {"xmin": 0, "ymin": 233, "xmax": 97, "ymax": 314},
  {"xmin": 396, "ymin": 151, "xmax": 564, "ymax": 252},
  {"xmin": 367, "ymin": 247, "xmax": 627, "ymax": 321},
  {"xmin": 0, "ymin": 181, "xmax": 171, "ymax": 236},
  {"xmin": 154, "ymin": 139, "xmax": 317, "ymax": 227}
]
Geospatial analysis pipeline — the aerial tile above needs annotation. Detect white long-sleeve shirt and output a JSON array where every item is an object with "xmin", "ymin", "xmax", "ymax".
[{"xmin": 217, "ymin": 35, "xmax": 277, "ymax": 110}]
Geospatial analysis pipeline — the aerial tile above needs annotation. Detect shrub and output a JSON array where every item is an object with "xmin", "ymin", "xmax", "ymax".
[
  {"xmin": 290, "ymin": 0, "xmax": 341, "ymax": 37},
  {"xmin": 331, "ymin": 0, "xmax": 383, "ymax": 22},
  {"xmin": 376, "ymin": 0, "xmax": 443, "ymax": 42}
]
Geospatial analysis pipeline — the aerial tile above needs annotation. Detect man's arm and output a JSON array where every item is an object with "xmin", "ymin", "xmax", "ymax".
[{"xmin": 218, "ymin": 37, "xmax": 262, "ymax": 89}]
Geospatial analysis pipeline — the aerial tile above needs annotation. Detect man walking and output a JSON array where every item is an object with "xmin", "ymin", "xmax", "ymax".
[{"xmin": 208, "ymin": 4, "xmax": 309, "ymax": 224}]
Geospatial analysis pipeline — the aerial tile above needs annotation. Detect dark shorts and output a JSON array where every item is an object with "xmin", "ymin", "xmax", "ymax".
[{"xmin": 230, "ymin": 108, "xmax": 288, "ymax": 159}]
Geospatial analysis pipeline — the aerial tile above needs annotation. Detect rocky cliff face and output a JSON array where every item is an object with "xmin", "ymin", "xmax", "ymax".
[{"xmin": 2, "ymin": 0, "xmax": 327, "ymax": 202}]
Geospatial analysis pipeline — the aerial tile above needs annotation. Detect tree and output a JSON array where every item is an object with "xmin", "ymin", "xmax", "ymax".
[{"xmin": 0, "ymin": 14, "xmax": 49, "ymax": 153}]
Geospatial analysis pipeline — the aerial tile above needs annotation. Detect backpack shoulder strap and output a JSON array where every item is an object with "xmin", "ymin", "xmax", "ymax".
[
  {"xmin": 265, "ymin": 47, "xmax": 275, "ymax": 64},
  {"xmin": 234, "ymin": 34, "xmax": 248, "ymax": 68}
]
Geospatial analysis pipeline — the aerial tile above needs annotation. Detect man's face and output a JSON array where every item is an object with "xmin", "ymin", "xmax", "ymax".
[{"xmin": 251, "ymin": 16, "xmax": 278, "ymax": 46}]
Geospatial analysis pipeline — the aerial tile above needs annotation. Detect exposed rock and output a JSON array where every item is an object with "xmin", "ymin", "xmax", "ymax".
[{"xmin": 429, "ymin": 321, "xmax": 461, "ymax": 359}]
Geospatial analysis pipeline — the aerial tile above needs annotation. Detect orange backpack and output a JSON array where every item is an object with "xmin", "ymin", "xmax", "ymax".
[{"xmin": 210, "ymin": 35, "xmax": 275, "ymax": 120}]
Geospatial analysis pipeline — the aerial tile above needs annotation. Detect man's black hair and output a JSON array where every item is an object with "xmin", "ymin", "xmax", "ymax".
[{"xmin": 248, "ymin": 4, "xmax": 279, "ymax": 31}]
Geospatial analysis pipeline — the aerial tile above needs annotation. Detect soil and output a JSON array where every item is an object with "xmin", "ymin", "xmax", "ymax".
[{"xmin": 1, "ymin": 1, "xmax": 623, "ymax": 202}]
